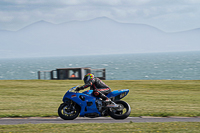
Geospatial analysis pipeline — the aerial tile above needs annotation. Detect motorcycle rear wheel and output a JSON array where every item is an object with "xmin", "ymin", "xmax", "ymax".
[
  {"xmin": 108, "ymin": 100, "xmax": 131, "ymax": 119},
  {"xmin": 58, "ymin": 102, "xmax": 80, "ymax": 120}
]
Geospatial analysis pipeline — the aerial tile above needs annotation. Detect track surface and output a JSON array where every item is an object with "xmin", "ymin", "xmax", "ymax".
[{"xmin": 1, "ymin": 117, "xmax": 200, "ymax": 125}]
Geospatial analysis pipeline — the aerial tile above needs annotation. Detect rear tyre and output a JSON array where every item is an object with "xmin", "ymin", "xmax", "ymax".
[
  {"xmin": 58, "ymin": 102, "xmax": 80, "ymax": 120},
  {"xmin": 108, "ymin": 100, "xmax": 131, "ymax": 119}
]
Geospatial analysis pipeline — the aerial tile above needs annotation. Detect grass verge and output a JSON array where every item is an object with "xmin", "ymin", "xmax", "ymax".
[
  {"xmin": 0, "ymin": 122, "xmax": 200, "ymax": 133},
  {"xmin": 0, "ymin": 80, "xmax": 200, "ymax": 117}
]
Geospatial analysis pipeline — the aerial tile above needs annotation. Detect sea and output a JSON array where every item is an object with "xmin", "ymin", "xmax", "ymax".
[{"xmin": 0, "ymin": 51, "xmax": 200, "ymax": 80}]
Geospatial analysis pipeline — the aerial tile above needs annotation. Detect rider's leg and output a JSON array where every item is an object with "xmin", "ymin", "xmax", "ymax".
[
  {"xmin": 93, "ymin": 89, "xmax": 111, "ymax": 102},
  {"xmin": 93, "ymin": 90, "xmax": 118, "ymax": 107}
]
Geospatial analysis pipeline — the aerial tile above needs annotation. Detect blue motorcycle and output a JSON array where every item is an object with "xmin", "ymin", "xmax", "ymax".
[{"xmin": 58, "ymin": 86, "xmax": 131, "ymax": 120}]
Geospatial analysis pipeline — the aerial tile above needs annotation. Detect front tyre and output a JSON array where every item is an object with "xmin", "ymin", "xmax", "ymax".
[
  {"xmin": 108, "ymin": 100, "xmax": 131, "ymax": 119},
  {"xmin": 58, "ymin": 102, "xmax": 80, "ymax": 120}
]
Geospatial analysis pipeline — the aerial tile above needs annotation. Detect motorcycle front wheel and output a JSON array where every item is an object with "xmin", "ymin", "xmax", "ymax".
[
  {"xmin": 58, "ymin": 102, "xmax": 80, "ymax": 120},
  {"xmin": 108, "ymin": 100, "xmax": 131, "ymax": 119}
]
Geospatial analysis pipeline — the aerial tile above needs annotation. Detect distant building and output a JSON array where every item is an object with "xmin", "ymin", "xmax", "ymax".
[{"xmin": 38, "ymin": 67, "xmax": 106, "ymax": 80}]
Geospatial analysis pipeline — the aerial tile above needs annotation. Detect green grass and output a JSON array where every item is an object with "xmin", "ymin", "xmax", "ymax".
[
  {"xmin": 0, "ymin": 80, "xmax": 200, "ymax": 117},
  {"xmin": 0, "ymin": 122, "xmax": 200, "ymax": 133}
]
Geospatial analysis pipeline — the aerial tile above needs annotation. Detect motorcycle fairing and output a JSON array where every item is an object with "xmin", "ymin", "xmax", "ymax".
[
  {"xmin": 82, "ymin": 90, "xmax": 93, "ymax": 95},
  {"xmin": 62, "ymin": 91, "xmax": 101, "ymax": 117},
  {"xmin": 107, "ymin": 89, "xmax": 129, "ymax": 99}
]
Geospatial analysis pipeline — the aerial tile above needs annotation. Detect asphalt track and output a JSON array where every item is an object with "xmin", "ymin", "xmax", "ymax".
[{"xmin": 1, "ymin": 117, "xmax": 200, "ymax": 125}]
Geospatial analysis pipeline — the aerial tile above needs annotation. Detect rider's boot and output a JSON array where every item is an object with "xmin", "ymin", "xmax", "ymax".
[
  {"xmin": 98, "ymin": 92, "xmax": 118, "ymax": 107},
  {"xmin": 104, "ymin": 98, "xmax": 112, "ymax": 103},
  {"xmin": 104, "ymin": 98, "xmax": 118, "ymax": 107}
]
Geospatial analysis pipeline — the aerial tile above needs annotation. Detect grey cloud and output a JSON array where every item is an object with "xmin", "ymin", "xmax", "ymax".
[{"xmin": 0, "ymin": 0, "xmax": 200, "ymax": 32}]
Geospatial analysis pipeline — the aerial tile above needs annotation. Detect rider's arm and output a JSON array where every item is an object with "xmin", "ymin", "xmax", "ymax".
[{"xmin": 80, "ymin": 79, "xmax": 95, "ymax": 90}]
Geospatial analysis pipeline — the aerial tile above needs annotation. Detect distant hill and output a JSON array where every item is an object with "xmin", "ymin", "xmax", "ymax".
[{"xmin": 0, "ymin": 17, "xmax": 200, "ymax": 58}]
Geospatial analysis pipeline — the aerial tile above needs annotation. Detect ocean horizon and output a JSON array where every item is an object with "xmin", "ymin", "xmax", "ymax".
[{"xmin": 0, "ymin": 51, "xmax": 200, "ymax": 80}]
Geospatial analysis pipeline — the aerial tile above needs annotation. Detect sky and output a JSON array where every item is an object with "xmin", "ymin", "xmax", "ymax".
[{"xmin": 1, "ymin": 0, "xmax": 200, "ymax": 32}]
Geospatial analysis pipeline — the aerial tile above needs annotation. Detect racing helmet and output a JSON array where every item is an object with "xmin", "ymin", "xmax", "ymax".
[{"xmin": 83, "ymin": 73, "xmax": 94, "ymax": 83}]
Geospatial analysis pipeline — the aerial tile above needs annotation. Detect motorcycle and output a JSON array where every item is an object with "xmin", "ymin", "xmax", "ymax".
[{"xmin": 58, "ymin": 86, "xmax": 131, "ymax": 120}]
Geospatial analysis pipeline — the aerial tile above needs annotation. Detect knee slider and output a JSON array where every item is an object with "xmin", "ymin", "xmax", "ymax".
[{"xmin": 94, "ymin": 91, "xmax": 99, "ymax": 96}]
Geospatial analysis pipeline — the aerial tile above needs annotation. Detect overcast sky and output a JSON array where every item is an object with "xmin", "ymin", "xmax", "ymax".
[{"xmin": 1, "ymin": 0, "xmax": 200, "ymax": 32}]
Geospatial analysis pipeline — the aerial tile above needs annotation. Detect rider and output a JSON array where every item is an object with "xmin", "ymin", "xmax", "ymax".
[{"xmin": 76, "ymin": 73, "xmax": 112, "ymax": 103}]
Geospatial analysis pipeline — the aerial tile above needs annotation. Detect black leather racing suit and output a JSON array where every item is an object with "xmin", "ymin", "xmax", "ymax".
[{"xmin": 79, "ymin": 77, "xmax": 111, "ymax": 100}]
